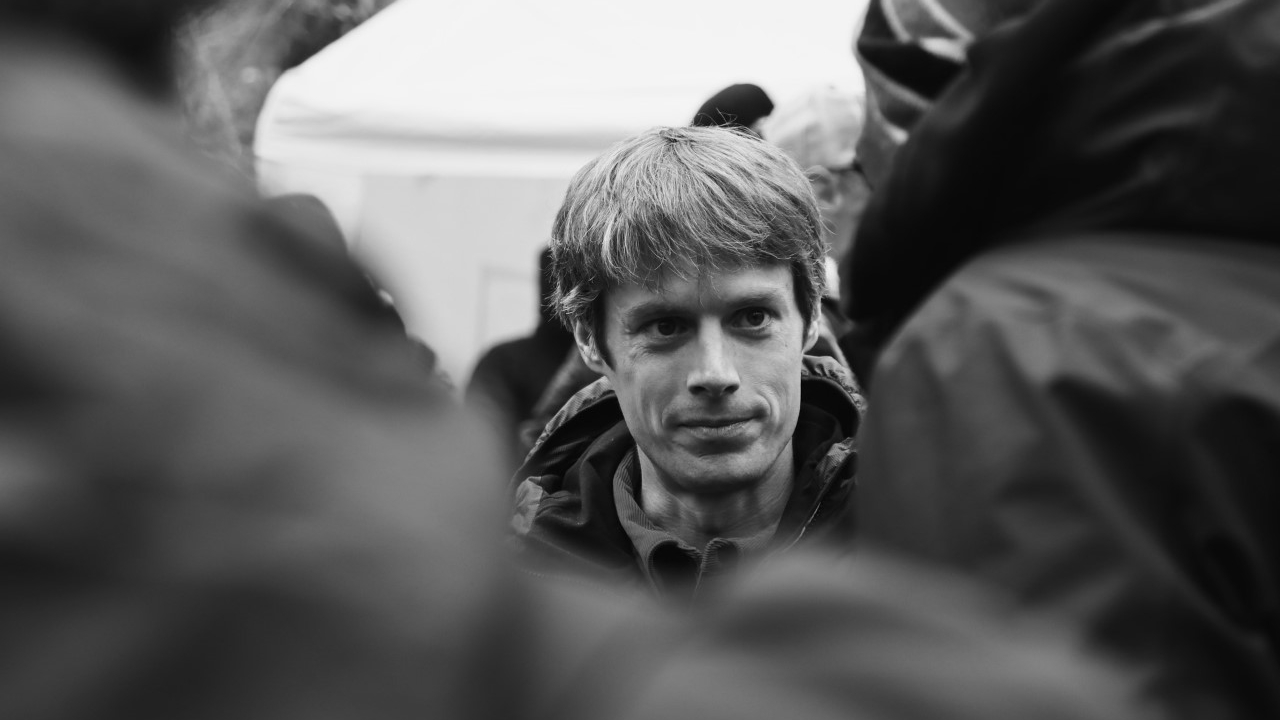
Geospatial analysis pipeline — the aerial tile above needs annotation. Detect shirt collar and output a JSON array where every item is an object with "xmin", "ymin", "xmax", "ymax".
[{"xmin": 612, "ymin": 447, "xmax": 778, "ymax": 596}]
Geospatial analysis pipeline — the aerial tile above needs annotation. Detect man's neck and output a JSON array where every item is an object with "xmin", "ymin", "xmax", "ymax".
[{"xmin": 636, "ymin": 445, "xmax": 794, "ymax": 551}]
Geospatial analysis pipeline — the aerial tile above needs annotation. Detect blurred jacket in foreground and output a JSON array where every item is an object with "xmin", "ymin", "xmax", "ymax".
[
  {"xmin": 0, "ymin": 4, "xmax": 1142, "ymax": 719},
  {"xmin": 846, "ymin": 0, "xmax": 1280, "ymax": 716}
]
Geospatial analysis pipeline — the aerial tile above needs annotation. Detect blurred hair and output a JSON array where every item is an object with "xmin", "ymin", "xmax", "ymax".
[
  {"xmin": 550, "ymin": 125, "xmax": 825, "ymax": 363},
  {"xmin": 0, "ymin": 0, "xmax": 219, "ymax": 96}
]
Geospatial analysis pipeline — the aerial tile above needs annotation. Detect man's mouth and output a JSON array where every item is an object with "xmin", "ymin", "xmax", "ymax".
[
  {"xmin": 682, "ymin": 416, "xmax": 753, "ymax": 429},
  {"xmin": 678, "ymin": 415, "xmax": 757, "ymax": 441}
]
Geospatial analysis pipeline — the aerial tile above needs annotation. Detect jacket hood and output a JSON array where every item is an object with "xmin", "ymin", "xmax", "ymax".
[
  {"xmin": 508, "ymin": 356, "xmax": 865, "ymax": 581},
  {"xmin": 844, "ymin": 0, "xmax": 1280, "ymax": 340}
]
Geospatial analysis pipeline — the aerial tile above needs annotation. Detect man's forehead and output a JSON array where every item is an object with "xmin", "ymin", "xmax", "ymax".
[{"xmin": 605, "ymin": 263, "xmax": 794, "ymax": 313}]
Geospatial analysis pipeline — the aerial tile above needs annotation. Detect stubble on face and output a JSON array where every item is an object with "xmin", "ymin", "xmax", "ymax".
[{"xmin": 592, "ymin": 263, "xmax": 810, "ymax": 512}]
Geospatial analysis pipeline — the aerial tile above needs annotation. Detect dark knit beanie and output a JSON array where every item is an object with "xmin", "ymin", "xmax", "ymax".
[{"xmin": 691, "ymin": 83, "xmax": 774, "ymax": 130}]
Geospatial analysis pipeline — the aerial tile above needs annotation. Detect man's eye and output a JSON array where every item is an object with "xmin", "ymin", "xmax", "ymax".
[
  {"xmin": 649, "ymin": 319, "xmax": 684, "ymax": 337},
  {"xmin": 738, "ymin": 309, "xmax": 771, "ymax": 328}
]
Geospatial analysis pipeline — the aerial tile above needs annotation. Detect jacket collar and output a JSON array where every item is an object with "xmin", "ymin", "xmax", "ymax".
[{"xmin": 510, "ymin": 356, "xmax": 864, "ymax": 587}]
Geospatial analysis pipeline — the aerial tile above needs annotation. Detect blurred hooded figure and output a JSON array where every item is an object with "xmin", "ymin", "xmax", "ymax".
[
  {"xmin": 844, "ymin": 0, "xmax": 1280, "ymax": 717},
  {"xmin": 0, "ymin": 2, "xmax": 1149, "ymax": 718}
]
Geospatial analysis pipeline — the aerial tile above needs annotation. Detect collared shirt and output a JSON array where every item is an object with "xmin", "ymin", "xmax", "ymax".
[{"xmin": 612, "ymin": 448, "xmax": 779, "ymax": 598}]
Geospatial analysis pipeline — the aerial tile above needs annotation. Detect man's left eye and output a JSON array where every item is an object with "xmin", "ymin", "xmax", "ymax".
[
  {"xmin": 653, "ymin": 319, "xmax": 682, "ymax": 336},
  {"xmin": 738, "ymin": 309, "xmax": 770, "ymax": 328}
]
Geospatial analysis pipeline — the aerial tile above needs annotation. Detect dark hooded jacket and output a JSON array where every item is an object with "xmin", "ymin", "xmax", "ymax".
[
  {"xmin": 843, "ymin": 0, "xmax": 1280, "ymax": 717},
  {"xmin": 510, "ymin": 355, "xmax": 866, "ymax": 598}
]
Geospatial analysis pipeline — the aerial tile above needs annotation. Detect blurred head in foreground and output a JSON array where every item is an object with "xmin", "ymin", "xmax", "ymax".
[{"xmin": 0, "ymin": 0, "xmax": 218, "ymax": 98}]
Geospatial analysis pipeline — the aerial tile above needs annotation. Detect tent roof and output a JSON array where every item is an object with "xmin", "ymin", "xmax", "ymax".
[{"xmin": 257, "ymin": 0, "xmax": 867, "ymax": 176}]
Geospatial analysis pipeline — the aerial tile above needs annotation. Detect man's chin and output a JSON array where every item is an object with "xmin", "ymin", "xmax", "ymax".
[{"xmin": 665, "ymin": 452, "xmax": 770, "ymax": 494}]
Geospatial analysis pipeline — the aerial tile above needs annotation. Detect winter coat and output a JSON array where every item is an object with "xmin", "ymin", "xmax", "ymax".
[
  {"xmin": 510, "ymin": 355, "xmax": 866, "ymax": 598},
  {"xmin": 845, "ymin": 0, "xmax": 1280, "ymax": 716}
]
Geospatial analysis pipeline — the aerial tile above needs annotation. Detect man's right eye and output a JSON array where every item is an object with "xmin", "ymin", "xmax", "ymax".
[
  {"xmin": 653, "ymin": 319, "xmax": 680, "ymax": 336},
  {"xmin": 644, "ymin": 318, "xmax": 686, "ymax": 339}
]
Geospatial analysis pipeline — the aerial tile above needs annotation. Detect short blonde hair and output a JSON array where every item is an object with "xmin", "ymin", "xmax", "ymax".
[{"xmin": 550, "ymin": 126, "xmax": 825, "ymax": 360}]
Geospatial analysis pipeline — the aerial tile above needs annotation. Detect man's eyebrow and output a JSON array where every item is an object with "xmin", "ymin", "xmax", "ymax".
[
  {"xmin": 618, "ymin": 288, "xmax": 790, "ymax": 324},
  {"xmin": 728, "ymin": 289, "xmax": 790, "ymax": 307},
  {"xmin": 618, "ymin": 299, "xmax": 682, "ymax": 323}
]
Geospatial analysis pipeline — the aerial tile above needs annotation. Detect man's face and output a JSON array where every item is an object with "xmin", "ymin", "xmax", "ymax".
[{"xmin": 579, "ymin": 263, "xmax": 816, "ymax": 497}]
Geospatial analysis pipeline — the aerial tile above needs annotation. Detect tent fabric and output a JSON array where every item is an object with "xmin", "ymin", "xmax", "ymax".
[{"xmin": 257, "ymin": 0, "xmax": 867, "ymax": 177}]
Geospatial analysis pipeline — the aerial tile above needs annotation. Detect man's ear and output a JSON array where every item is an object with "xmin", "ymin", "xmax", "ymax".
[
  {"xmin": 803, "ymin": 316, "xmax": 821, "ymax": 353},
  {"xmin": 573, "ymin": 322, "xmax": 609, "ymax": 374}
]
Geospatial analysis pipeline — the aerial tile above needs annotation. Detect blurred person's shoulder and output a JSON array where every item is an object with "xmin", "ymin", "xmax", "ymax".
[{"xmin": 0, "ymin": 30, "xmax": 451, "ymax": 401}]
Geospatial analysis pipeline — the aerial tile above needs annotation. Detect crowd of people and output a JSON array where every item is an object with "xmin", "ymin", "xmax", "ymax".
[{"xmin": 2, "ymin": 0, "xmax": 1277, "ymax": 718}]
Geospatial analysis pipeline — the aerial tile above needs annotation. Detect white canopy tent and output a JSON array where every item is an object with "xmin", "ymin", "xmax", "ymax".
[{"xmin": 256, "ymin": 0, "xmax": 866, "ymax": 384}]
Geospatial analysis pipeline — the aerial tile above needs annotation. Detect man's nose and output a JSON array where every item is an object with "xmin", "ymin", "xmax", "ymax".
[{"xmin": 687, "ymin": 325, "xmax": 740, "ymax": 397}]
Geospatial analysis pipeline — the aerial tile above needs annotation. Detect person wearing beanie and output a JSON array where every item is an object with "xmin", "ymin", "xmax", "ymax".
[{"xmin": 691, "ymin": 82, "xmax": 775, "ymax": 134}]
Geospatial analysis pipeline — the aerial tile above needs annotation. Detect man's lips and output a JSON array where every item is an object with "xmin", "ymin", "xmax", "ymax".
[
  {"xmin": 674, "ymin": 414, "xmax": 760, "ymax": 443},
  {"xmin": 679, "ymin": 416, "xmax": 755, "ymax": 428}
]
